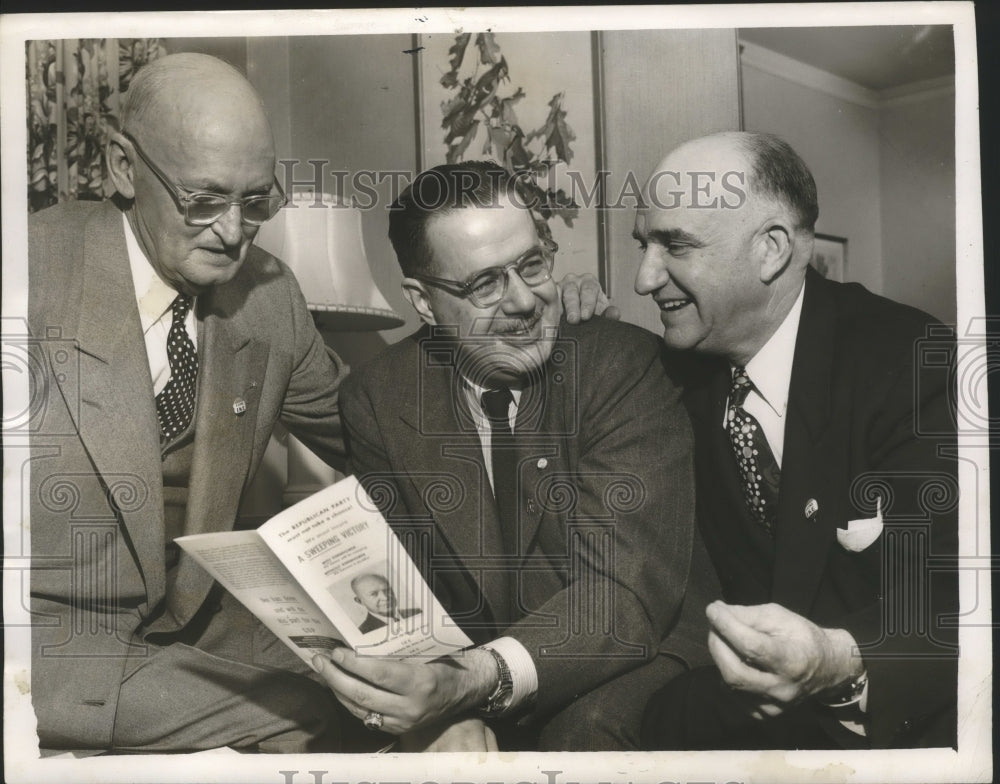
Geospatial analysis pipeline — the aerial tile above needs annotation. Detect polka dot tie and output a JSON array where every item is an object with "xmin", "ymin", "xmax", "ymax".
[
  {"xmin": 155, "ymin": 294, "xmax": 198, "ymax": 441},
  {"xmin": 727, "ymin": 367, "xmax": 780, "ymax": 535}
]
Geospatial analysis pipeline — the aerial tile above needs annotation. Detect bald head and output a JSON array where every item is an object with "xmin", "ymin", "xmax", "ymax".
[
  {"xmin": 121, "ymin": 53, "xmax": 274, "ymax": 160},
  {"xmin": 108, "ymin": 52, "xmax": 279, "ymax": 295},
  {"xmin": 634, "ymin": 132, "xmax": 817, "ymax": 364},
  {"xmin": 647, "ymin": 132, "xmax": 817, "ymax": 232},
  {"xmin": 352, "ymin": 574, "xmax": 397, "ymax": 617}
]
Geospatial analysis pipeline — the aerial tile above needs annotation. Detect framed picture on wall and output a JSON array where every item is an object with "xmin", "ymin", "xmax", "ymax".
[{"xmin": 811, "ymin": 233, "xmax": 847, "ymax": 282}]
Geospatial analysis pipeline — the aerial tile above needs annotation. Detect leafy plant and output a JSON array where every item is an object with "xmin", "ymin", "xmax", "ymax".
[{"xmin": 439, "ymin": 32, "xmax": 579, "ymax": 239}]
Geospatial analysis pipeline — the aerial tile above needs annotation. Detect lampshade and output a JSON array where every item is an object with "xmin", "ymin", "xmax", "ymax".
[{"xmin": 254, "ymin": 192, "xmax": 405, "ymax": 331}]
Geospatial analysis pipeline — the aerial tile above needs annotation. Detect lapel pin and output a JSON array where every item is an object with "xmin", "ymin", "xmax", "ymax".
[
  {"xmin": 233, "ymin": 397, "xmax": 247, "ymax": 415},
  {"xmin": 804, "ymin": 498, "xmax": 819, "ymax": 519},
  {"xmin": 536, "ymin": 457, "xmax": 548, "ymax": 469}
]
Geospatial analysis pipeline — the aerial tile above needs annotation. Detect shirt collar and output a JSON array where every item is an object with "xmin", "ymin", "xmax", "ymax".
[
  {"xmin": 740, "ymin": 282, "xmax": 805, "ymax": 419},
  {"xmin": 461, "ymin": 374, "xmax": 523, "ymax": 422},
  {"xmin": 123, "ymin": 213, "xmax": 182, "ymax": 335}
]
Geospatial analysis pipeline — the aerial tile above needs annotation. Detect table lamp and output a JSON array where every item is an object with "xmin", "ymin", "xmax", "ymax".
[
  {"xmin": 254, "ymin": 192, "xmax": 405, "ymax": 505},
  {"xmin": 254, "ymin": 192, "xmax": 404, "ymax": 331}
]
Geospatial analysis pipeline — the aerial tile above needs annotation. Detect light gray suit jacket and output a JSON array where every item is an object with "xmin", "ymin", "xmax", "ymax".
[{"xmin": 27, "ymin": 199, "xmax": 346, "ymax": 749}]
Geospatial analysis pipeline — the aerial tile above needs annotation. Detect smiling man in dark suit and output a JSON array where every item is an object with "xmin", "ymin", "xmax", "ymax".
[
  {"xmin": 633, "ymin": 132, "xmax": 958, "ymax": 749},
  {"xmin": 316, "ymin": 161, "xmax": 702, "ymax": 752}
]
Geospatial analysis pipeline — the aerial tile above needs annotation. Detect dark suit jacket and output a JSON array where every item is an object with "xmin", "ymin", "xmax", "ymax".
[
  {"xmin": 358, "ymin": 608, "xmax": 422, "ymax": 634},
  {"xmin": 684, "ymin": 268, "xmax": 958, "ymax": 747},
  {"xmin": 27, "ymin": 199, "xmax": 347, "ymax": 749},
  {"xmin": 341, "ymin": 317, "xmax": 697, "ymax": 721}
]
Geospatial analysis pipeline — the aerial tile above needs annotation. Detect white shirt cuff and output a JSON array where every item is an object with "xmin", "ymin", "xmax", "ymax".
[
  {"xmin": 835, "ymin": 672, "xmax": 870, "ymax": 736},
  {"xmin": 482, "ymin": 636, "xmax": 538, "ymax": 712}
]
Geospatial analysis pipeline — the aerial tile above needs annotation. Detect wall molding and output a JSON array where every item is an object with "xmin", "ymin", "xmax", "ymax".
[
  {"xmin": 739, "ymin": 40, "xmax": 954, "ymax": 110},
  {"xmin": 880, "ymin": 75, "xmax": 955, "ymax": 107},
  {"xmin": 739, "ymin": 40, "xmax": 879, "ymax": 108}
]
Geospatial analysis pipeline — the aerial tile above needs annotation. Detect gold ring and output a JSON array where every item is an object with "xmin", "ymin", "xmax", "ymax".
[{"xmin": 363, "ymin": 710, "xmax": 384, "ymax": 731}]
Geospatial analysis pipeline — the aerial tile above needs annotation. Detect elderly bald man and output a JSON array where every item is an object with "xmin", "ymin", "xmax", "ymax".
[
  {"xmin": 27, "ymin": 52, "xmax": 356, "ymax": 755},
  {"xmin": 27, "ymin": 52, "xmax": 608, "ymax": 755}
]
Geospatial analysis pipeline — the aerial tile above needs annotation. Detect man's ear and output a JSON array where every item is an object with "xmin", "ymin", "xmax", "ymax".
[
  {"xmin": 106, "ymin": 131, "xmax": 136, "ymax": 200},
  {"xmin": 757, "ymin": 220, "xmax": 794, "ymax": 284},
  {"xmin": 353, "ymin": 596, "xmax": 361, "ymax": 605},
  {"xmin": 401, "ymin": 279, "xmax": 437, "ymax": 325}
]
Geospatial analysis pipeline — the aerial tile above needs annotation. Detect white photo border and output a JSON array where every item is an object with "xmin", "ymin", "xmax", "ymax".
[{"xmin": 2, "ymin": 5, "xmax": 990, "ymax": 784}]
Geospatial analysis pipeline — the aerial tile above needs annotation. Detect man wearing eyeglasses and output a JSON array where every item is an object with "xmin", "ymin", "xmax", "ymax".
[
  {"xmin": 27, "ymin": 53, "xmax": 613, "ymax": 756},
  {"xmin": 27, "ymin": 53, "xmax": 352, "ymax": 754},
  {"xmin": 317, "ymin": 162, "xmax": 703, "ymax": 751}
]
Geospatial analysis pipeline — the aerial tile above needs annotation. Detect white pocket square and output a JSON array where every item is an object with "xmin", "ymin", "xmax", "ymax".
[{"xmin": 837, "ymin": 498, "xmax": 883, "ymax": 553}]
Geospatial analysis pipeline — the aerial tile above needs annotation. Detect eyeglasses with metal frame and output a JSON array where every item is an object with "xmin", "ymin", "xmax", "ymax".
[
  {"xmin": 121, "ymin": 130, "xmax": 286, "ymax": 226},
  {"xmin": 410, "ymin": 238, "xmax": 558, "ymax": 308}
]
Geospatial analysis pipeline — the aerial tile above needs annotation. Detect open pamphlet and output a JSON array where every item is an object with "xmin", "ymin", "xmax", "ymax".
[{"xmin": 176, "ymin": 475, "xmax": 472, "ymax": 664}]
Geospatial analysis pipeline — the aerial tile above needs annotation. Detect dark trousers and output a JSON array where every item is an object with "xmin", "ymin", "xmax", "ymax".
[
  {"xmin": 641, "ymin": 665, "xmax": 870, "ymax": 751},
  {"xmin": 533, "ymin": 652, "xmax": 691, "ymax": 750}
]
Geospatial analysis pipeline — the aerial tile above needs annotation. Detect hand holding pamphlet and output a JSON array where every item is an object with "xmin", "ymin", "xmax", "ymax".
[{"xmin": 176, "ymin": 475, "xmax": 472, "ymax": 665}]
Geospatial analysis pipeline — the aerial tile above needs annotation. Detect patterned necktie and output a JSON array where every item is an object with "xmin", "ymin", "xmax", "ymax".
[
  {"xmin": 156, "ymin": 294, "xmax": 198, "ymax": 441},
  {"xmin": 727, "ymin": 367, "xmax": 780, "ymax": 535},
  {"xmin": 481, "ymin": 386, "xmax": 518, "ymax": 555}
]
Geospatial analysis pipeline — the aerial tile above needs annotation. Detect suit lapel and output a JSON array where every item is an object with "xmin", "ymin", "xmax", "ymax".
[
  {"xmin": 514, "ymin": 375, "xmax": 563, "ymax": 558},
  {"xmin": 691, "ymin": 362, "xmax": 775, "ymax": 596},
  {"xmin": 53, "ymin": 202, "xmax": 270, "ymax": 628},
  {"xmin": 771, "ymin": 270, "xmax": 842, "ymax": 614},
  {"xmin": 58, "ymin": 203, "xmax": 166, "ymax": 605},
  {"xmin": 396, "ymin": 341, "xmax": 511, "ymax": 623},
  {"xmin": 185, "ymin": 297, "xmax": 264, "ymax": 537},
  {"xmin": 691, "ymin": 361, "xmax": 754, "ymax": 530},
  {"xmin": 164, "ymin": 283, "xmax": 270, "ymax": 627},
  {"xmin": 680, "ymin": 290, "xmax": 843, "ymax": 614}
]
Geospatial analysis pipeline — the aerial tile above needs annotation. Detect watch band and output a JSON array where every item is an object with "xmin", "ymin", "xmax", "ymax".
[
  {"xmin": 821, "ymin": 670, "xmax": 869, "ymax": 708},
  {"xmin": 479, "ymin": 646, "xmax": 514, "ymax": 716}
]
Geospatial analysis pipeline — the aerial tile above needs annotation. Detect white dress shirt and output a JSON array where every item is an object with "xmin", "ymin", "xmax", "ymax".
[
  {"xmin": 724, "ymin": 283, "xmax": 804, "ymax": 468},
  {"xmin": 463, "ymin": 379, "xmax": 521, "ymax": 487},
  {"xmin": 461, "ymin": 376, "xmax": 538, "ymax": 712},
  {"xmin": 123, "ymin": 214, "xmax": 198, "ymax": 395}
]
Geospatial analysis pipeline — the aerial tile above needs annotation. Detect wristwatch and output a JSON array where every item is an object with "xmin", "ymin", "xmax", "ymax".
[
  {"xmin": 479, "ymin": 646, "xmax": 514, "ymax": 716},
  {"xmin": 821, "ymin": 670, "xmax": 869, "ymax": 708}
]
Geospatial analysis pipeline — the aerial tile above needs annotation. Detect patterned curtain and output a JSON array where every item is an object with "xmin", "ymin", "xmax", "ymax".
[{"xmin": 26, "ymin": 38, "xmax": 167, "ymax": 213}]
